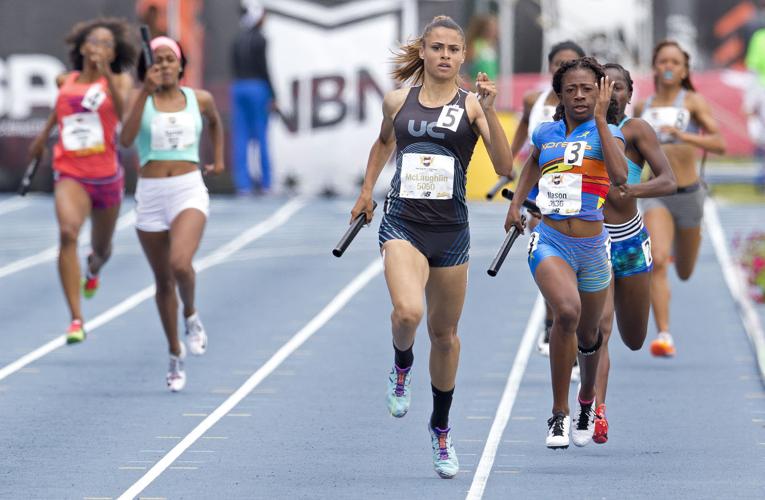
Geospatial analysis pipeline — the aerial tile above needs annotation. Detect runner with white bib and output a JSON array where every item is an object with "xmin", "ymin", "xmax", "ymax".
[
  {"xmin": 634, "ymin": 40, "xmax": 726, "ymax": 359},
  {"xmin": 505, "ymin": 57, "xmax": 628, "ymax": 450},
  {"xmin": 28, "ymin": 18, "xmax": 136, "ymax": 344},
  {"xmin": 121, "ymin": 36, "xmax": 225, "ymax": 392},
  {"xmin": 349, "ymin": 16, "xmax": 512, "ymax": 479}
]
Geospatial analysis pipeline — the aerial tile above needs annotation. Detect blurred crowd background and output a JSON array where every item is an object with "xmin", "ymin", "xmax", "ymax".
[{"xmin": 1, "ymin": 0, "xmax": 764, "ymax": 199}]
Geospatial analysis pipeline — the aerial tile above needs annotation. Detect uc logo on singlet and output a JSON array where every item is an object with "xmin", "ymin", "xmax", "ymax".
[{"xmin": 408, "ymin": 120, "xmax": 446, "ymax": 140}]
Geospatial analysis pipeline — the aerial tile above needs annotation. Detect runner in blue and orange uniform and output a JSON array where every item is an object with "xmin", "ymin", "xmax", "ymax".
[{"xmin": 505, "ymin": 57, "xmax": 627, "ymax": 449}]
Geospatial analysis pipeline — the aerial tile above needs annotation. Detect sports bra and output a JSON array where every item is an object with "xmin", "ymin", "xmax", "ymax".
[
  {"xmin": 640, "ymin": 89, "xmax": 700, "ymax": 144},
  {"xmin": 136, "ymin": 87, "xmax": 203, "ymax": 166}
]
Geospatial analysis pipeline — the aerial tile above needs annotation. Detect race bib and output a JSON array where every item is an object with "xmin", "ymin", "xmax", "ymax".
[
  {"xmin": 642, "ymin": 236, "xmax": 653, "ymax": 266},
  {"xmin": 563, "ymin": 141, "xmax": 587, "ymax": 166},
  {"xmin": 436, "ymin": 105, "xmax": 464, "ymax": 133},
  {"xmin": 399, "ymin": 153, "xmax": 455, "ymax": 200},
  {"xmin": 538, "ymin": 172, "xmax": 582, "ymax": 215},
  {"xmin": 151, "ymin": 112, "xmax": 196, "ymax": 151},
  {"xmin": 61, "ymin": 112, "xmax": 105, "ymax": 154},
  {"xmin": 642, "ymin": 106, "xmax": 691, "ymax": 141},
  {"xmin": 81, "ymin": 84, "xmax": 106, "ymax": 111}
]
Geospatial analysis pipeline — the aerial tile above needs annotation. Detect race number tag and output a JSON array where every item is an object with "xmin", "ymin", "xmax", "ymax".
[
  {"xmin": 436, "ymin": 105, "xmax": 464, "ymax": 132},
  {"xmin": 399, "ymin": 153, "xmax": 455, "ymax": 200},
  {"xmin": 150, "ymin": 112, "xmax": 196, "ymax": 151},
  {"xmin": 537, "ymin": 172, "xmax": 582, "ymax": 215},
  {"xmin": 81, "ymin": 84, "xmax": 106, "ymax": 111},
  {"xmin": 61, "ymin": 112, "xmax": 105, "ymax": 154},
  {"xmin": 642, "ymin": 107, "xmax": 691, "ymax": 141},
  {"xmin": 642, "ymin": 236, "xmax": 653, "ymax": 266},
  {"xmin": 563, "ymin": 141, "xmax": 587, "ymax": 166}
]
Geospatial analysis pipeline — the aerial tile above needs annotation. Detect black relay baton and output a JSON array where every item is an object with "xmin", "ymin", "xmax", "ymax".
[
  {"xmin": 333, "ymin": 201, "xmax": 377, "ymax": 257},
  {"xmin": 140, "ymin": 24, "xmax": 154, "ymax": 67},
  {"xmin": 501, "ymin": 188, "xmax": 541, "ymax": 215},
  {"xmin": 486, "ymin": 176, "xmax": 511, "ymax": 200},
  {"xmin": 17, "ymin": 157, "xmax": 41, "ymax": 196},
  {"xmin": 487, "ymin": 224, "xmax": 523, "ymax": 277}
]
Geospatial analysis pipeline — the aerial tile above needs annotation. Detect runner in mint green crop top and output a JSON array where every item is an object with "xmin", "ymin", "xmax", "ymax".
[{"xmin": 136, "ymin": 86, "xmax": 203, "ymax": 166}]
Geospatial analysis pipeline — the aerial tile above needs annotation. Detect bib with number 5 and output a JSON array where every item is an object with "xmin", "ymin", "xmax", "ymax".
[
  {"xmin": 538, "ymin": 172, "xmax": 582, "ymax": 215},
  {"xmin": 436, "ymin": 105, "xmax": 464, "ymax": 133},
  {"xmin": 151, "ymin": 112, "xmax": 197, "ymax": 151},
  {"xmin": 399, "ymin": 153, "xmax": 455, "ymax": 200}
]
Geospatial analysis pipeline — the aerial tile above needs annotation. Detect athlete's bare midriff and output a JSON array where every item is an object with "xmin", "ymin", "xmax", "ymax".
[
  {"xmin": 140, "ymin": 160, "xmax": 198, "ymax": 178},
  {"xmin": 544, "ymin": 216, "xmax": 603, "ymax": 238}
]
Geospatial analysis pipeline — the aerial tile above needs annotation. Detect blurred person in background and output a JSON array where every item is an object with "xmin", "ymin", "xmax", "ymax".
[
  {"xmin": 28, "ymin": 18, "xmax": 136, "ymax": 344},
  {"xmin": 121, "ymin": 36, "xmax": 224, "ymax": 392},
  {"xmin": 636, "ymin": 40, "xmax": 726, "ymax": 358},
  {"xmin": 231, "ymin": 0, "xmax": 277, "ymax": 195},
  {"xmin": 465, "ymin": 14, "xmax": 499, "ymax": 81}
]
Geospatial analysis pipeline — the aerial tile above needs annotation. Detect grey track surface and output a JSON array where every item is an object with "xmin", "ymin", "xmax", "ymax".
[{"xmin": 0, "ymin": 194, "xmax": 762, "ymax": 500}]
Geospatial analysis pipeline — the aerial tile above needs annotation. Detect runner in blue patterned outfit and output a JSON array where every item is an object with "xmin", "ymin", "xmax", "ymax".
[
  {"xmin": 505, "ymin": 57, "xmax": 628, "ymax": 449},
  {"xmin": 592, "ymin": 63, "xmax": 677, "ymax": 444},
  {"xmin": 349, "ymin": 16, "xmax": 512, "ymax": 478}
]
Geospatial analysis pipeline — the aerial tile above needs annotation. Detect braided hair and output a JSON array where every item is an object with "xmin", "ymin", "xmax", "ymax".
[{"xmin": 552, "ymin": 57, "xmax": 619, "ymax": 124}]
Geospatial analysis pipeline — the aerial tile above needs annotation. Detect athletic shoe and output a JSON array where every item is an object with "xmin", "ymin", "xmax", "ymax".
[
  {"xmin": 650, "ymin": 332, "xmax": 676, "ymax": 357},
  {"xmin": 593, "ymin": 403, "xmax": 608, "ymax": 444},
  {"xmin": 546, "ymin": 412, "xmax": 570, "ymax": 449},
  {"xmin": 66, "ymin": 319, "xmax": 86, "ymax": 344},
  {"xmin": 536, "ymin": 323, "xmax": 551, "ymax": 357},
  {"xmin": 167, "ymin": 343, "xmax": 187, "ymax": 392},
  {"xmin": 386, "ymin": 365, "xmax": 412, "ymax": 418},
  {"xmin": 572, "ymin": 396, "xmax": 596, "ymax": 447},
  {"xmin": 570, "ymin": 358, "xmax": 580, "ymax": 384},
  {"xmin": 81, "ymin": 274, "xmax": 99, "ymax": 299},
  {"xmin": 184, "ymin": 312, "xmax": 208, "ymax": 356},
  {"xmin": 428, "ymin": 424, "xmax": 459, "ymax": 478}
]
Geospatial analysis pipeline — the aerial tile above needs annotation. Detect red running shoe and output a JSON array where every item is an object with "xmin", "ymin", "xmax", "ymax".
[{"xmin": 593, "ymin": 403, "xmax": 608, "ymax": 444}]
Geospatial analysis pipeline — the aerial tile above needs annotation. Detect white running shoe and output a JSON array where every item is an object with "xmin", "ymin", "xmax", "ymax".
[
  {"xmin": 167, "ymin": 343, "xmax": 187, "ymax": 392},
  {"xmin": 546, "ymin": 412, "xmax": 570, "ymax": 449},
  {"xmin": 185, "ymin": 312, "xmax": 208, "ymax": 356},
  {"xmin": 571, "ymin": 396, "xmax": 596, "ymax": 447}
]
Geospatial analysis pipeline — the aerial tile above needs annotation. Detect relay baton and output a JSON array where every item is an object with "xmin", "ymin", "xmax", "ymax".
[
  {"xmin": 140, "ymin": 25, "xmax": 154, "ymax": 67},
  {"xmin": 17, "ymin": 157, "xmax": 41, "ymax": 196},
  {"xmin": 487, "ymin": 223, "xmax": 523, "ymax": 277},
  {"xmin": 486, "ymin": 176, "xmax": 511, "ymax": 200},
  {"xmin": 333, "ymin": 200, "xmax": 377, "ymax": 257},
  {"xmin": 501, "ymin": 188, "xmax": 541, "ymax": 215}
]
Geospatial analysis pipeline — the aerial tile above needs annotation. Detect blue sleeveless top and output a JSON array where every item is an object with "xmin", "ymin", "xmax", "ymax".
[
  {"xmin": 618, "ymin": 117, "xmax": 643, "ymax": 185},
  {"xmin": 532, "ymin": 119, "xmax": 624, "ymax": 221}
]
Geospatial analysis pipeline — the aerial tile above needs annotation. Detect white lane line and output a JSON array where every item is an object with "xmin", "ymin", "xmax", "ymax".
[
  {"xmin": 0, "ymin": 197, "xmax": 30, "ymax": 216},
  {"xmin": 466, "ymin": 294, "xmax": 545, "ymax": 500},
  {"xmin": 0, "ymin": 209, "xmax": 136, "ymax": 280},
  {"xmin": 0, "ymin": 199, "xmax": 306, "ymax": 382},
  {"xmin": 705, "ymin": 198, "xmax": 765, "ymax": 385},
  {"xmin": 117, "ymin": 258, "xmax": 384, "ymax": 500}
]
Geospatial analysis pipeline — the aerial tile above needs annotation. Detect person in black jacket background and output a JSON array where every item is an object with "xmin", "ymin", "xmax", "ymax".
[{"xmin": 231, "ymin": 0, "xmax": 277, "ymax": 195}]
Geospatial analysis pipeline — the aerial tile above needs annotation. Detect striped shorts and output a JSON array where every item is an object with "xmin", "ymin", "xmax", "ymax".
[
  {"xmin": 605, "ymin": 212, "xmax": 653, "ymax": 279},
  {"xmin": 527, "ymin": 221, "xmax": 611, "ymax": 293},
  {"xmin": 378, "ymin": 214, "xmax": 469, "ymax": 267}
]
